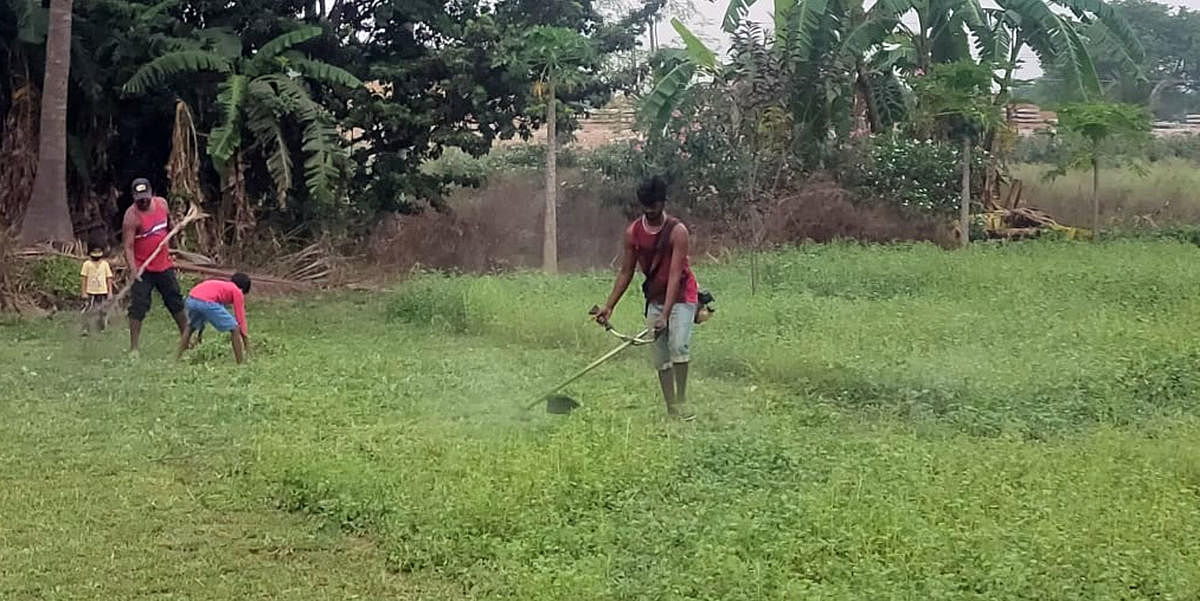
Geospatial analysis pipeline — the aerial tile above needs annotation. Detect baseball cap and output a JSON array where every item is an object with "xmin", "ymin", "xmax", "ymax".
[{"xmin": 132, "ymin": 178, "xmax": 153, "ymax": 200}]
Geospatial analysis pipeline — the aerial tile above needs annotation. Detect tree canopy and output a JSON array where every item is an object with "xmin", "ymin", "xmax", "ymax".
[
  {"xmin": 0, "ymin": 0, "xmax": 663, "ymax": 244},
  {"xmin": 1018, "ymin": 0, "xmax": 1200, "ymax": 117}
]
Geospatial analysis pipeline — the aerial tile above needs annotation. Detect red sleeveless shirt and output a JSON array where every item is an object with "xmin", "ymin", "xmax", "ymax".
[
  {"xmin": 629, "ymin": 215, "xmax": 699, "ymax": 305},
  {"xmin": 132, "ymin": 197, "xmax": 173, "ymax": 272}
]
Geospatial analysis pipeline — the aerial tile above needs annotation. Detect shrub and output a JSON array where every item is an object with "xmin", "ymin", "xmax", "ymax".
[
  {"xmin": 839, "ymin": 135, "xmax": 987, "ymax": 217},
  {"xmin": 576, "ymin": 139, "xmax": 645, "ymax": 183},
  {"xmin": 417, "ymin": 143, "xmax": 576, "ymax": 190},
  {"xmin": 487, "ymin": 143, "xmax": 583, "ymax": 173},
  {"xmin": 418, "ymin": 147, "xmax": 491, "ymax": 187},
  {"xmin": 28, "ymin": 256, "xmax": 81, "ymax": 301},
  {"xmin": 634, "ymin": 87, "xmax": 757, "ymax": 218},
  {"xmin": 1010, "ymin": 132, "xmax": 1059, "ymax": 164}
]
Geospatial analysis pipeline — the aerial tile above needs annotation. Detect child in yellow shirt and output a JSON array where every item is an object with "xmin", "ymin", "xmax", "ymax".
[{"xmin": 80, "ymin": 244, "xmax": 114, "ymax": 335}]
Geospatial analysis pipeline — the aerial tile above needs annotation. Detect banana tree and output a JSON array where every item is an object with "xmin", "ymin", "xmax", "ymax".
[
  {"xmin": 991, "ymin": 0, "xmax": 1142, "ymax": 98},
  {"xmin": 642, "ymin": 17, "xmax": 719, "ymax": 136},
  {"xmin": 647, "ymin": 0, "xmax": 914, "ymax": 144},
  {"xmin": 870, "ymin": 0, "xmax": 1143, "ymax": 204},
  {"xmin": 726, "ymin": 0, "xmax": 1142, "ymax": 121},
  {"xmin": 859, "ymin": 0, "xmax": 1141, "ymax": 93},
  {"xmin": 122, "ymin": 25, "xmax": 362, "ymax": 228}
]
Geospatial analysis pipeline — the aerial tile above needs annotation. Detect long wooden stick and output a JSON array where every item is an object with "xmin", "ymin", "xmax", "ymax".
[
  {"xmin": 101, "ymin": 202, "xmax": 208, "ymax": 312},
  {"xmin": 174, "ymin": 262, "xmax": 311, "ymax": 289}
]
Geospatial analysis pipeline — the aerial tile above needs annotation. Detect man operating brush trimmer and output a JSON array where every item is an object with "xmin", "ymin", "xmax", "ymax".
[{"xmin": 595, "ymin": 176, "xmax": 713, "ymax": 420}]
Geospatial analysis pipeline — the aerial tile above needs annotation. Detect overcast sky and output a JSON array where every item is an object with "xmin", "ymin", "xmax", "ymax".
[{"xmin": 646, "ymin": 0, "xmax": 1200, "ymax": 79}]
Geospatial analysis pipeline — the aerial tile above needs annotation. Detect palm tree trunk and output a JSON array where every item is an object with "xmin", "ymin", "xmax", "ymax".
[
  {"xmin": 543, "ymin": 78, "xmax": 558, "ymax": 275},
  {"xmin": 1091, "ymin": 156, "xmax": 1100, "ymax": 239},
  {"xmin": 20, "ymin": 0, "xmax": 74, "ymax": 243},
  {"xmin": 961, "ymin": 135, "xmax": 971, "ymax": 248}
]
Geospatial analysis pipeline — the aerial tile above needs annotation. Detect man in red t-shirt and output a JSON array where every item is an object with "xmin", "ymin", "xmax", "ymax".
[
  {"xmin": 595, "ymin": 176, "xmax": 698, "ymax": 420},
  {"xmin": 122, "ymin": 178, "xmax": 187, "ymax": 354}
]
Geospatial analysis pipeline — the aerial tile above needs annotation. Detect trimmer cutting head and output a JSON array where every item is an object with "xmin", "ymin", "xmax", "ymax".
[
  {"xmin": 524, "ymin": 309, "xmax": 654, "ymax": 416},
  {"xmin": 544, "ymin": 395, "xmax": 581, "ymax": 415}
]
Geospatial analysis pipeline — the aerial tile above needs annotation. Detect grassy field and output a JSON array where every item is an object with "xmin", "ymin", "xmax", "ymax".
[
  {"xmin": 1011, "ymin": 161, "xmax": 1200, "ymax": 228},
  {"xmin": 3, "ymin": 241, "xmax": 1200, "ymax": 600}
]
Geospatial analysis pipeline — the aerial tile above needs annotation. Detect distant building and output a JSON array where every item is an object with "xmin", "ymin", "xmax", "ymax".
[
  {"xmin": 491, "ymin": 93, "xmax": 640, "ymax": 150},
  {"xmin": 1008, "ymin": 103, "xmax": 1057, "ymax": 136},
  {"xmin": 1010, "ymin": 102, "xmax": 1200, "ymax": 138}
]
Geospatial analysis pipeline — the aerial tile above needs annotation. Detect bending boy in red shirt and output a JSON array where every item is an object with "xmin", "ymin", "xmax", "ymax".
[{"xmin": 177, "ymin": 273, "xmax": 252, "ymax": 364}]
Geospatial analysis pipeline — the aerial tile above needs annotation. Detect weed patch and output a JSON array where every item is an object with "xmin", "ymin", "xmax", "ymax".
[{"xmin": 27, "ymin": 255, "xmax": 80, "ymax": 301}]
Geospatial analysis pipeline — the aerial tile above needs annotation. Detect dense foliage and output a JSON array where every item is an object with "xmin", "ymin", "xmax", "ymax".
[
  {"xmin": 0, "ymin": 0, "xmax": 664, "ymax": 246},
  {"xmin": 632, "ymin": 0, "xmax": 1141, "ymax": 227},
  {"xmin": 1045, "ymin": 102, "xmax": 1153, "ymax": 179},
  {"xmin": 1018, "ymin": 0, "xmax": 1200, "ymax": 118},
  {"xmin": 840, "ymin": 136, "xmax": 986, "ymax": 216},
  {"xmin": 0, "ymin": 0, "xmax": 1178, "ymax": 246}
]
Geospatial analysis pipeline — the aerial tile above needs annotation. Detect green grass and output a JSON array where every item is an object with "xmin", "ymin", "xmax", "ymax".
[
  {"xmin": 4, "ymin": 241, "xmax": 1200, "ymax": 599},
  {"xmin": 1011, "ymin": 160, "xmax": 1200, "ymax": 228}
]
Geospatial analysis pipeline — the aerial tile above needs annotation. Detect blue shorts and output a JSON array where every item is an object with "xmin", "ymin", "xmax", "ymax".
[{"xmin": 185, "ymin": 296, "xmax": 237, "ymax": 333}]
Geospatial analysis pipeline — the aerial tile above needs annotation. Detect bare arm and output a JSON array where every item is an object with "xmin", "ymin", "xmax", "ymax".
[
  {"xmin": 81, "ymin": 275, "xmax": 88, "ymax": 298},
  {"xmin": 233, "ymin": 289, "xmax": 249, "ymax": 338},
  {"xmin": 601, "ymin": 229, "xmax": 637, "ymax": 316},
  {"xmin": 661, "ymin": 225, "xmax": 689, "ymax": 318},
  {"xmin": 122, "ymin": 210, "xmax": 139, "ymax": 280}
]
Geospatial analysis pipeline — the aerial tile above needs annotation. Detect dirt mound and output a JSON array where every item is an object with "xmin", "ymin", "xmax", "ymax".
[{"xmin": 760, "ymin": 176, "xmax": 953, "ymax": 246}]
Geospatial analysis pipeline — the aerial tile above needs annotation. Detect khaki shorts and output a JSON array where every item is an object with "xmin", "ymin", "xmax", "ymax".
[{"xmin": 645, "ymin": 302, "xmax": 696, "ymax": 371}]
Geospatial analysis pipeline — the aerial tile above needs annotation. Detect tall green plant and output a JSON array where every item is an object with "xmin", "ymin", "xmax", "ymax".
[
  {"xmin": 914, "ymin": 62, "xmax": 1002, "ymax": 246},
  {"xmin": 871, "ymin": 0, "xmax": 1142, "ymax": 218},
  {"xmin": 641, "ymin": 17, "xmax": 720, "ymax": 135},
  {"xmin": 122, "ymin": 25, "xmax": 363, "ymax": 208},
  {"xmin": 509, "ymin": 25, "xmax": 596, "ymax": 275},
  {"xmin": 1050, "ymin": 102, "xmax": 1152, "ymax": 235},
  {"xmin": 869, "ymin": 0, "xmax": 1142, "ymax": 99}
]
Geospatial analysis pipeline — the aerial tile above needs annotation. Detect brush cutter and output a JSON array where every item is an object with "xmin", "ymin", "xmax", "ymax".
[{"xmin": 525, "ymin": 306, "xmax": 655, "ymax": 414}]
